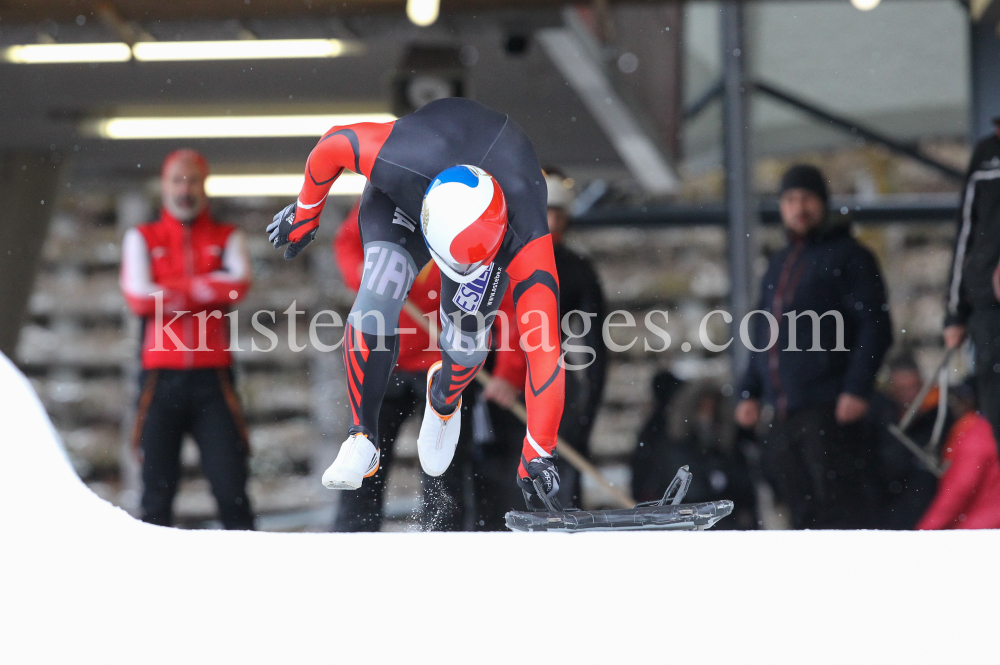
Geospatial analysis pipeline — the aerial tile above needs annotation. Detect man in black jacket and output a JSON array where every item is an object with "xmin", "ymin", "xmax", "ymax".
[
  {"xmin": 943, "ymin": 117, "xmax": 1000, "ymax": 446},
  {"xmin": 735, "ymin": 164, "xmax": 893, "ymax": 529}
]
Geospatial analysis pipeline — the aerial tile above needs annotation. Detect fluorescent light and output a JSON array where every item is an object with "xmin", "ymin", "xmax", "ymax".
[
  {"xmin": 89, "ymin": 113, "xmax": 395, "ymax": 139},
  {"xmin": 132, "ymin": 39, "xmax": 356, "ymax": 62},
  {"xmin": 0, "ymin": 39, "xmax": 360, "ymax": 65},
  {"xmin": 1, "ymin": 42, "xmax": 132, "ymax": 64},
  {"xmin": 850, "ymin": 0, "xmax": 881, "ymax": 10},
  {"xmin": 205, "ymin": 173, "xmax": 367, "ymax": 198},
  {"xmin": 407, "ymin": 0, "xmax": 440, "ymax": 27}
]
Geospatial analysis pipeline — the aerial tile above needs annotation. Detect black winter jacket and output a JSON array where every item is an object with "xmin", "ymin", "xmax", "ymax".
[
  {"xmin": 738, "ymin": 220, "xmax": 893, "ymax": 416},
  {"xmin": 945, "ymin": 133, "xmax": 1000, "ymax": 327},
  {"xmin": 554, "ymin": 243, "xmax": 607, "ymax": 449}
]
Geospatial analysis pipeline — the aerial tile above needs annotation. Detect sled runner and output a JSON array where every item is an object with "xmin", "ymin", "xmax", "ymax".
[{"xmin": 505, "ymin": 466, "xmax": 734, "ymax": 532}]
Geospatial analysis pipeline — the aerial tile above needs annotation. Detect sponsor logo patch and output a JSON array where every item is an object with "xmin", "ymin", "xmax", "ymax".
[{"xmin": 452, "ymin": 264, "xmax": 494, "ymax": 314}]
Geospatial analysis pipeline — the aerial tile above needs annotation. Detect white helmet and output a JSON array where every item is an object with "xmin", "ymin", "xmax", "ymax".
[{"xmin": 421, "ymin": 165, "xmax": 508, "ymax": 283}]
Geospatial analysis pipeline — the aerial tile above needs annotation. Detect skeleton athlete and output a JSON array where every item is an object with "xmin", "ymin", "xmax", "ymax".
[{"xmin": 267, "ymin": 98, "xmax": 564, "ymax": 501}]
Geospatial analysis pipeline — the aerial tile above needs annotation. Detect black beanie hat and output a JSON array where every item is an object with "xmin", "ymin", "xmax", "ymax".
[{"xmin": 780, "ymin": 164, "xmax": 828, "ymax": 205}]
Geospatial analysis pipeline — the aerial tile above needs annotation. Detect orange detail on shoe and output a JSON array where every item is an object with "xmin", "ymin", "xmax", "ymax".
[{"xmin": 365, "ymin": 457, "xmax": 380, "ymax": 478}]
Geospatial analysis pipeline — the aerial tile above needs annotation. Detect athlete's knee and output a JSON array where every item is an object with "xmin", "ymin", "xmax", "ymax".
[
  {"xmin": 440, "ymin": 319, "xmax": 490, "ymax": 368},
  {"xmin": 349, "ymin": 241, "xmax": 418, "ymax": 336}
]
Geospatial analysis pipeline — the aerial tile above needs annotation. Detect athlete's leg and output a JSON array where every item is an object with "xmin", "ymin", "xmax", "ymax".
[
  {"xmin": 333, "ymin": 371, "xmax": 419, "ymax": 531},
  {"xmin": 343, "ymin": 184, "xmax": 430, "ymax": 446},
  {"xmin": 416, "ymin": 265, "xmax": 510, "ymax": 478},
  {"xmin": 430, "ymin": 265, "xmax": 510, "ymax": 415}
]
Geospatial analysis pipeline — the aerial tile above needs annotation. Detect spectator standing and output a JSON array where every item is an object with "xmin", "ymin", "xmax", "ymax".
[
  {"xmin": 868, "ymin": 352, "xmax": 945, "ymax": 529},
  {"xmin": 917, "ymin": 382, "xmax": 1000, "ymax": 530},
  {"xmin": 120, "ymin": 150, "xmax": 254, "ymax": 529},
  {"xmin": 943, "ymin": 117, "xmax": 1000, "ymax": 446},
  {"xmin": 735, "ymin": 164, "xmax": 893, "ymax": 529}
]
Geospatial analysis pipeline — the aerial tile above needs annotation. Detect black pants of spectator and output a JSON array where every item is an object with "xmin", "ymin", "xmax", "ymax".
[
  {"xmin": 760, "ymin": 405, "xmax": 876, "ymax": 529},
  {"xmin": 333, "ymin": 371, "xmax": 423, "ymax": 532},
  {"xmin": 969, "ymin": 308, "xmax": 1000, "ymax": 449},
  {"xmin": 134, "ymin": 368, "xmax": 254, "ymax": 530},
  {"xmin": 554, "ymin": 374, "xmax": 590, "ymax": 508}
]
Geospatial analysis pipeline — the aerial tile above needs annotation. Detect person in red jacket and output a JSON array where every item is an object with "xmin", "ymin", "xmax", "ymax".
[
  {"xmin": 120, "ymin": 149, "xmax": 254, "ymax": 530},
  {"xmin": 331, "ymin": 202, "xmax": 526, "ymax": 531},
  {"xmin": 917, "ymin": 382, "xmax": 1000, "ymax": 530}
]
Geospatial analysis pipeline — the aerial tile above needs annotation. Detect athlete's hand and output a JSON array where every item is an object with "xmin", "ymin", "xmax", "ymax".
[
  {"xmin": 268, "ymin": 202, "xmax": 318, "ymax": 260},
  {"xmin": 518, "ymin": 456, "xmax": 560, "ymax": 500}
]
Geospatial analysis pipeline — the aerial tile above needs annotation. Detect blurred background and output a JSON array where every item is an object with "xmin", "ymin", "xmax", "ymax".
[{"xmin": 0, "ymin": 0, "xmax": 994, "ymax": 530}]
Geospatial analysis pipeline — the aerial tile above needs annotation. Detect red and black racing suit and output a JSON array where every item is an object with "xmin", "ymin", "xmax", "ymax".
[{"xmin": 290, "ymin": 98, "xmax": 564, "ymax": 482}]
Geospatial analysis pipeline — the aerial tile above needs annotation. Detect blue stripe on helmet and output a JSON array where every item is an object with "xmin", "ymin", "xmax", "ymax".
[{"xmin": 425, "ymin": 164, "xmax": 480, "ymax": 197}]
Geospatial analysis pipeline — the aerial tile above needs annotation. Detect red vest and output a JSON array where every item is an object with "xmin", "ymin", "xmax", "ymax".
[{"xmin": 132, "ymin": 210, "xmax": 243, "ymax": 370}]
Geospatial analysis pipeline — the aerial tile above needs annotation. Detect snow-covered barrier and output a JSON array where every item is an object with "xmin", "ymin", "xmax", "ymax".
[{"xmin": 1, "ymin": 351, "xmax": 997, "ymax": 664}]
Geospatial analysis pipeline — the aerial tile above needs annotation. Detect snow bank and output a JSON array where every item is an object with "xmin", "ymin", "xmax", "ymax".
[{"xmin": 1, "ymin": 352, "xmax": 997, "ymax": 664}]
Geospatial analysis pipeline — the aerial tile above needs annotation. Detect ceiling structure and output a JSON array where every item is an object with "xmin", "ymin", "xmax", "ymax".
[
  {"xmin": 0, "ymin": 2, "xmax": 687, "ymax": 195},
  {"xmin": 0, "ymin": 0, "xmax": 674, "ymax": 23}
]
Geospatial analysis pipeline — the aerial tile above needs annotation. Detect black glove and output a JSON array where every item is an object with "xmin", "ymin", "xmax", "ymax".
[
  {"xmin": 267, "ymin": 202, "xmax": 319, "ymax": 260},
  {"xmin": 517, "ymin": 456, "xmax": 560, "ymax": 499}
]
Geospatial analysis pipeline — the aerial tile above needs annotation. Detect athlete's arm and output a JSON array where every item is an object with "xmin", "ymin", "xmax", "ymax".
[
  {"xmin": 506, "ymin": 235, "xmax": 565, "ymax": 479},
  {"xmin": 268, "ymin": 122, "xmax": 394, "ymax": 259}
]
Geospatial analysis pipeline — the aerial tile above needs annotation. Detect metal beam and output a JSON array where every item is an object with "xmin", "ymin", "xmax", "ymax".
[
  {"xmin": 538, "ymin": 15, "xmax": 680, "ymax": 196},
  {"xmin": 970, "ymin": 0, "xmax": 1000, "ymax": 140},
  {"xmin": 755, "ymin": 81, "xmax": 965, "ymax": 182},
  {"xmin": 721, "ymin": 1, "xmax": 755, "ymax": 378},
  {"xmin": 573, "ymin": 196, "xmax": 960, "ymax": 229}
]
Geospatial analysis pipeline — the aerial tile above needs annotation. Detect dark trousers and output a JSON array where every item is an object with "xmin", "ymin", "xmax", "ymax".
[
  {"xmin": 969, "ymin": 309, "xmax": 1000, "ymax": 450},
  {"xmin": 333, "ymin": 371, "xmax": 422, "ymax": 532},
  {"xmin": 761, "ymin": 406, "xmax": 876, "ymax": 529},
  {"xmin": 134, "ymin": 368, "xmax": 254, "ymax": 530}
]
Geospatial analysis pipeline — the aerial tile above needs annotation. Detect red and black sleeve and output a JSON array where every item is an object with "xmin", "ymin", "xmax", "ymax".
[
  {"xmin": 506, "ymin": 235, "xmax": 565, "ymax": 478},
  {"xmin": 290, "ymin": 122, "xmax": 394, "ymax": 243}
]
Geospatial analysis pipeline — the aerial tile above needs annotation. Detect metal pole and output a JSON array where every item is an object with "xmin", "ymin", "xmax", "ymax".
[
  {"xmin": 969, "ymin": 1, "xmax": 1000, "ymax": 140},
  {"xmin": 721, "ymin": 1, "xmax": 756, "ymax": 379}
]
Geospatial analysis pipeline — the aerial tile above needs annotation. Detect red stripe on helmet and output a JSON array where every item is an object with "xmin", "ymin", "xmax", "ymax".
[{"xmin": 448, "ymin": 177, "xmax": 507, "ymax": 264}]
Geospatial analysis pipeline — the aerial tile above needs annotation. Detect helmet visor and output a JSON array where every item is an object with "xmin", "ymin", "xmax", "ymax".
[{"xmin": 427, "ymin": 242, "xmax": 486, "ymax": 284}]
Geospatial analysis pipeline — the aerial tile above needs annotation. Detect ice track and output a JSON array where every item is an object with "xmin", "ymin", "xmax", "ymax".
[{"xmin": 1, "ymin": 352, "xmax": 997, "ymax": 664}]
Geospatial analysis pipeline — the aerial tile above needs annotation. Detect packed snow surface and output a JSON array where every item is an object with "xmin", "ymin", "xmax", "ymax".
[{"xmin": 1, "ymin": 352, "xmax": 997, "ymax": 664}]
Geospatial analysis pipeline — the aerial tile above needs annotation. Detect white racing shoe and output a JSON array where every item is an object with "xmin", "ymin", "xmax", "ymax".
[
  {"xmin": 322, "ymin": 433, "xmax": 379, "ymax": 490},
  {"xmin": 417, "ymin": 361, "xmax": 462, "ymax": 477}
]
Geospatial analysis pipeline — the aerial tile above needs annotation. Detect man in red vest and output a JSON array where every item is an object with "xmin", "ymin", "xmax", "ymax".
[{"xmin": 120, "ymin": 150, "xmax": 254, "ymax": 529}]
